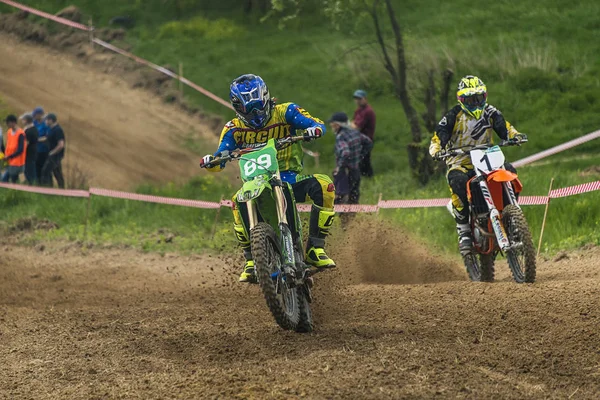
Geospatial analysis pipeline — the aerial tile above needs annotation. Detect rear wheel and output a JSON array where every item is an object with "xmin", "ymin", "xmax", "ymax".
[
  {"xmin": 252, "ymin": 223, "xmax": 300, "ymax": 330},
  {"xmin": 502, "ymin": 205, "xmax": 536, "ymax": 283}
]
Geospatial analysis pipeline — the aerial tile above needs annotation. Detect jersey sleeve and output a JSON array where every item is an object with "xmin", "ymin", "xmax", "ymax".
[
  {"xmin": 206, "ymin": 121, "xmax": 240, "ymax": 172},
  {"xmin": 488, "ymin": 105, "xmax": 519, "ymax": 140},
  {"xmin": 283, "ymin": 103, "xmax": 326, "ymax": 135},
  {"xmin": 429, "ymin": 105, "xmax": 459, "ymax": 157}
]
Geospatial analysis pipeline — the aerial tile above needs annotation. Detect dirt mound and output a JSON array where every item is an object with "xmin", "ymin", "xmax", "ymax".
[
  {"xmin": 0, "ymin": 11, "xmax": 224, "ymax": 131},
  {"xmin": 332, "ymin": 217, "xmax": 465, "ymax": 285},
  {"xmin": 0, "ymin": 34, "xmax": 221, "ymax": 189}
]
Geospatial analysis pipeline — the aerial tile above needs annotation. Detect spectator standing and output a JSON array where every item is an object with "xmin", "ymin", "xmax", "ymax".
[
  {"xmin": 328, "ymin": 112, "xmax": 372, "ymax": 205},
  {"xmin": 21, "ymin": 113, "xmax": 38, "ymax": 184},
  {"xmin": 352, "ymin": 89, "xmax": 376, "ymax": 177},
  {"xmin": 0, "ymin": 125, "xmax": 4, "ymax": 154},
  {"xmin": 41, "ymin": 113, "xmax": 65, "ymax": 188},
  {"xmin": 32, "ymin": 107, "xmax": 49, "ymax": 184},
  {"xmin": 1, "ymin": 115, "xmax": 27, "ymax": 183},
  {"xmin": 0, "ymin": 125, "xmax": 4, "ymax": 176}
]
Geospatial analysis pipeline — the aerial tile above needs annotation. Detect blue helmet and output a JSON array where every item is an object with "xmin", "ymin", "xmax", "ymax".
[{"xmin": 230, "ymin": 74, "xmax": 272, "ymax": 129}]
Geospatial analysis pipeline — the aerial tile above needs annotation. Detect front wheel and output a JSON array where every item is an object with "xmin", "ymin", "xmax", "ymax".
[
  {"xmin": 462, "ymin": 252, "xmax": 495, "ymax": 282},
  {"xmin": 502, "ymin": 205, "xmax": 536, "ymax": 283},
  {"xmin": 251, "ymin": 222, "xmax": 300, "ymax": 330},
  {"xmin": 462, "ymin": 253, "xmax": 482, "ymax": 282},
  {"xmin": 295, "ymin": 285, "xmax": 313, "ymax": 333}
]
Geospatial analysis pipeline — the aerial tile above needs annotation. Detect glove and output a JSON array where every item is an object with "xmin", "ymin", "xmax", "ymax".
[
  {"xmin": 305, "ymin": 127, "xmax": 323, "ymax": 140},
  {"xmin": 512, "ymin": 133, "xmax": 527, "ymax": 143},
  {"xmin": 199, "ymin": 154, "xmax": 214, "ymax": 168},
  {"xmin": 432, "ymin": 151, "xmax": 445, "ymax": 161}
]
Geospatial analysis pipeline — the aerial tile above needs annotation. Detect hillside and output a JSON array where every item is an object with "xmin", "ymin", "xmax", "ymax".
[
  {"xmin": 0, "ymin": 34, "xmax": 212, "ymax": 189},
  {"xmin": 0, "ymin": 0, "xmax": 598, "ymax": 252}
]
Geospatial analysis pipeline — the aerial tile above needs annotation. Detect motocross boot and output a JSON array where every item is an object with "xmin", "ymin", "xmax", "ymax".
[
  {"xmin": 457, "ymin": 223, "xmax": 473, "ymax": 255},
  {"xmin": 234, "ymin": 223, "xmax": 257, "ymax": 283},
  {"xmin": 306, "ymin": 205, "xmax": 336, "ymax": 269}
]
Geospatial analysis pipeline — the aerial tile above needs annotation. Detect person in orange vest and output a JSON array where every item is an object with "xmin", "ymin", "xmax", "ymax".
[{"xmin": 1, "ymin": 115, "xmax": 27, "ymax": 183}]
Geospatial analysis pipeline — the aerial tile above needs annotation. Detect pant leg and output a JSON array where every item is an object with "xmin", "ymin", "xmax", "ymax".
[
  {"xmin": 333, "ymin": 168, "xmax": 350, "ymax": 204},
  {"xmin": 36, "ymin": 152, "xmax": 48, "ymax": 184},
  {"xmin": 292, "ymin": 174, "xmax": 336, "ymax": 249},
  {"xmin": 25, "ymin": 159, "xmax": 36, "ymax": 184},
  {"xmin": 53, "ymin": 157, "xmax": 65, "ymax": 189},
  {"xmin": 0, "ymin": 171, "xmax": 8, "ymax": 183},
  {"xmin": 41, "ymin": 157, "xmax": 55, "ymax": 187},
  {"xmin": 348, "ymin": 168, "xmax": 361, "ymax": 204},
  {"xmin": 292, "ymin": 174, "xmax": 335, "ymax": 209},
  {"xmin": 10, "ymin": 170, "xmax": 19, "ymax": 183},
  {"xmin": 360, "ymin": 150, "xmax": 373, "ymax": 177},
  {"xmin": 447, "ymin": 168, "xmax": 474, "ymax": 224}
]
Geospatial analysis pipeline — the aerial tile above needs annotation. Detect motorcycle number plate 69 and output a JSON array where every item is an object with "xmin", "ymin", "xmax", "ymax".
[
  {"xmin": 239, "ymin": 144, "xmax": 279, "ymax": 181},
  {"xmin": 471, "ymin": 146, "xmax": 505, "ymax": 174}
]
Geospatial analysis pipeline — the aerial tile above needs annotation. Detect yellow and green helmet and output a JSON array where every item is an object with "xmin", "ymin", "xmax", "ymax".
[{"xmin": 457, "ymin": 75, "xmax": 487, "ymax": 120}]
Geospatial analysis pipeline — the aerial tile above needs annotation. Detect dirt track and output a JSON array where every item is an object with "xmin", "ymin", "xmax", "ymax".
[
  {"xmin": 1, "ymin": 221, "xmax": 599, "ymax": 399},
  {"xmin": 0, "ymin": 34, "xmax": 214, "ymax": 189}
]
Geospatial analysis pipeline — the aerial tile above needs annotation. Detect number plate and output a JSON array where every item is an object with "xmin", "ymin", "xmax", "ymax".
[
  {"xmin": 471, "ymin": 146, "xmax": 505, "ymax": 174},
  {"xmin": 239, "ymin": 140, "xmax": 279, "ymax": 181}
]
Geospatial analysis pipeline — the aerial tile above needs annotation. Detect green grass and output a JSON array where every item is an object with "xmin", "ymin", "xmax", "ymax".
[
  {"xmin": 0, "ymin": 174, "xmax": 237, "ymax": 254},
  {"xmin": 0, "ymin": 0, "xmax": 599, "ymax": 255}
]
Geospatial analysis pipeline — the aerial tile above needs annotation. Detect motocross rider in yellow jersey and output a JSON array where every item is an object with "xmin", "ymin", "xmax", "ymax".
[
  {"xmin": 429, "ymin": 75, "xmax": 525, "ymax": 253},
  {"xmin": 200, "ymin": 74, "xmax": 336, "ymax": 283}
]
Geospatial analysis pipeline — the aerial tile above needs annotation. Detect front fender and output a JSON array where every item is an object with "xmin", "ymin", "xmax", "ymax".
[
  {"xmin": 236, "ymin": 176, "xmax": 272, "ymax": 203},
  {"xmin": 487, "ymin": 170, "xmax": 523, "ymax": 193}
]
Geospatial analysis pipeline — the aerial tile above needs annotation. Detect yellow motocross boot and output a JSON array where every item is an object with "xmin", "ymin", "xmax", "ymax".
[
  {"xmin": 306, "ymin": 205, "xmax": 336, "ymax": 269},
  {"xmin": 234, "ymin": 223, "xmax": 257, "ymax": 283},
  {"xmin": 238, "ymin": 260, "xmax": 257, "ymax": 283}
]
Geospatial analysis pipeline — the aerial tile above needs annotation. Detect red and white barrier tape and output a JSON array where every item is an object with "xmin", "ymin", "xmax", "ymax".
[
  {"xmin": 518, "ymin": 196, "xmax": 549, "ymax": 206},
  {"xmin": 0, "ymin": 182, "xmax": 89, "ymax": 198},
  {"xmin": 379, "ymin": 198, "xmax": 449, "ymax": 209},
  {"xmin": 549, "ymin": 180, "xmax": 600, "ymax": 199},
  {"xmin": 89, "ymin": 188, "xmax": 221, "ymax": 209},
  {"xmin": 1, "ymin": 180, "xmax": 597, "ymax": 212},
  {"xmin": 513, "ymin": 130, "xmax": 600, "ymax": 167},
  {"xmin": 0, "ymin": 0, "xmax": 91, "ymax": 31}
]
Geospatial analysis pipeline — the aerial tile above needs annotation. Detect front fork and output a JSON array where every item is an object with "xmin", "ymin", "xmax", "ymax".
[
  {"xmin": 479, "ymin": 179, "xmax": 511, "ymax": 251},
  {"xmin": 247, "ymin": 181, "xmax": 298, "ymax": 282}
]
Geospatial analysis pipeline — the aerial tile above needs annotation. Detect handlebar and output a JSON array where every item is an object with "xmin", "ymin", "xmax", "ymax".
[
  {"xmin": 438, "ymin": 135, "xmax": 528, "ymax": 159},
  {"xmin": 200, "ymin": 135, "xmax": 315, "ymax": 169}
]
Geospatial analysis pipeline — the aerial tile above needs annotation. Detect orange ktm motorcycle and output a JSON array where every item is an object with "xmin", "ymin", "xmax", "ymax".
[{"xmin": 441, "ymin": 137, "xmax": 536, "ymax": 283}]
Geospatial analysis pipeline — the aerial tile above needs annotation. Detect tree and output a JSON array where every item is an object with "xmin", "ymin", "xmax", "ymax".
[{"xmin": 270, "ymin": 0, "xmax": 454, "ymax": 184}]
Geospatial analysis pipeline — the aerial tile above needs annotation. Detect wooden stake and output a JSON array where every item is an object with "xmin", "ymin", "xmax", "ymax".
[
  {"xmin": 537, "ymin": 178, "xmax": 554, "ymax": 257},
  {"xmin": 83, "ymin": 194, "xmax": 92, "ymax": 239},
  {"xmin": 376, "ymin": 193, "xmax": 383, "ymax": 215},
  {"xmin": 88, "ymin": 17, "xmax": 94, "ymax": 50},
  {"xmin": 211, "ymin": 195, "xmax": 225, "ymax": 239},
  {"xmin": 178, "ymin": 62, "xmax": 184, "ymax": 97}
]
